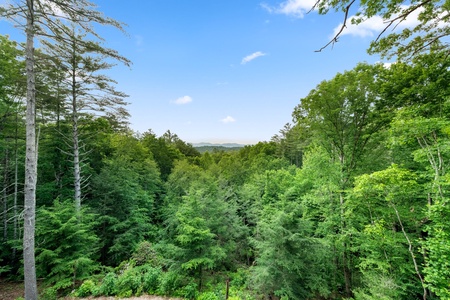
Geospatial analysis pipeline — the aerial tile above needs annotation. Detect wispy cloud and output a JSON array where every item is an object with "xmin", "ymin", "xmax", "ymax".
[
  {"xmin": 221, "ymin": 116, "xmax": 236, "ymax": 124},
  {"xmin": 331, "ymin": 5, "xmax": 423, "ymax": 38},
  {"xmin": 241, "ymin": 51, "xmax": 266, "ymax": 64},
  {"xmin": 172, "ymin": 96, "xmax": 193, "ymax": 105},
  {"xmin": 261, "ymin": 0, "xmax": 317, "ymax": 18}
]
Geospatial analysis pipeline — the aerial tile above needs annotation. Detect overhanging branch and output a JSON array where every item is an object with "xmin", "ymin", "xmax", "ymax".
[{"xmin": 315, "ymin": 0, "xmax": 356, "ymax": 52}]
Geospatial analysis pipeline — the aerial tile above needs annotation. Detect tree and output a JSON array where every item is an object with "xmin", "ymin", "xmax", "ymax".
[
  {"xmin": 161, "ymin": 160, "xmax": 244, "ymax": 290},
  {"xmin": 251, "ymin": 168, "xmax": 332, "ymax": 299},
  {"xmin": 1, "ymin": 1, "xmax": 129, "ymax": 297},
  {"xmin": 389, "ymin": 109, "xmax": 450, "ymax": 298},
  {"xmin": 292, "ymin": 63, "xmax": 389, "ymax": 296},
  {"xmin": 315, "ymin": 0, "xmax": 450, "ymax": 59},
  {"xmin": 90, "ymin": 133, "xmax": 161, "ymax": 266},
  {"xmin": 0, "ymin": 35, "xmax": 25, "ymax": 272},
  {"xmin": 271, "ymin": 123, "xmax": 304, "ymax": 167},
  {"xmin": 42, "ymin": 27, "xmax": 129, "ymax": 212},
  {"xmin": 141, "ymin": 131, "xmax": 182, "ymax": 181},
  {"xmin": 293, "ymin": 63, "xmax": 387, "ymax": 181},
  {"xmin": 351, "ymin": 165, "xmax": 426, "ymax": 299},
  {"xmin": 35, "ymin": 199, "xmax": 99, "ymax": 295}
]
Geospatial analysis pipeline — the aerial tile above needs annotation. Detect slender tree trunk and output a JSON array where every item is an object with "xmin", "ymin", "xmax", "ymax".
[
  {"xmin": 13, "ymin": 115, "xmax": 19, "ymax": 260},
  {"xmin": 73, "ymin": 113, "xmax": 81, "ymax": 211},
  {"xmin": 392, "ymin": 202, "xmax": 427, "ymax": 300},
  {"xmin": 55, "ymin": 80, "xmax": 63, "ymax": 196},
  {"xmin": 24, "ymin": 0, "xmax": 38, "ymax": 298},
  {"xmin": 3, "ymin": 146, "xmax": 9, "ymax": 241},
  {"xmin": 72, "ymin": 63, "xmax": 81, "ymax": 212}
]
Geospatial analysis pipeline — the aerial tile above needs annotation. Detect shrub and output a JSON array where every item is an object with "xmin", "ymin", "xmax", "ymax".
[
  {"xmin": 40, "ymin": 287, "xmax": 57, "ymax": 300},
  {"xmin": 140, "ymin": 265, "xmax": 163, "ymax": 294},
  {"xmin": 116, "ymin": 268, "xmax": 142, "ymax": 297},
  {"xmin": 132, "ymin": 241, "xmax": 161, "ymax": 266},
  {"xmin": 75, "ymin": 279, "xmax": 98, "ymax": 297},
  {"xmin": 179, "ymin": 281, "xmax": 199, "ymax": 299},
  {"xmin": 197, "ymin": 291, "xmax": 220, "ymax": 300},
  {"xmin": 158, "ymin": 271, "xmax": 182, "ymax": 296},
  {"xmin": 98, "ymin": 272, "xmax": 118, "ymax": 296}
]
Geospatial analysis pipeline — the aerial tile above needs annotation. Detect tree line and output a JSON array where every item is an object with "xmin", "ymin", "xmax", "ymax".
[{"xmin": 2, "ymin": 0, "xmax": 450, "ymax": 299}]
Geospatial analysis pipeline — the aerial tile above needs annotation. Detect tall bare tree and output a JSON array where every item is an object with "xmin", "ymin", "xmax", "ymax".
[{"xmin": 41, "ymin": 28, "xmax": 129, "ymax": 211}]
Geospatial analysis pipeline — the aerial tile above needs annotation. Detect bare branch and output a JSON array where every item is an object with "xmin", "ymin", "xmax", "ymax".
[{"xmin": 315, "ymin": 0, "xmax": 356, "ymax": 52}]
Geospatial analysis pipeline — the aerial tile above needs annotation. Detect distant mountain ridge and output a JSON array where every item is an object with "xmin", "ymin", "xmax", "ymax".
[
  {"xmin": 192, "ymin": 142, "xmax": 247, "ymax": 148},
  {"xmin": 192, "ymin": 143, "xmax": 246, "ymax": 153}
]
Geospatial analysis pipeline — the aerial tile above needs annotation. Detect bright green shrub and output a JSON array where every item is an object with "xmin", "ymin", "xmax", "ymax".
[
  {"xmin": 40, "ymin": 287, "xmax": 57, "ymax": 300},
  {"xmin": 140, "ymin": 265, "xmax": 163, "ymax": 294},
  {"xmin": 179, "ymin": 281, "xmax": 198, "ymax": 299},
  {"xmin": 75, "ymin": 279, "xmax": 98, "ymax": 297},
  {"xmin": 157, "ymin": 270, "xmax": 182, "ymax": 296},
  {"xmin": 98, "ymin": 272, "xmax": 118, "ymax": 296},
  {"xmin": 116, "ymin": 268, "xmax": 142, "ymax": 297},
  {"xmin": 197, "ymin": 291, "xmax": 220, "ymax": 300}
]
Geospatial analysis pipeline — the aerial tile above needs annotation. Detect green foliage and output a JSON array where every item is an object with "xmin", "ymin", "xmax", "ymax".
[
  {"xmin": 90, "ymin": 133, "xmax": 161, "ymax": 265},
  {"xmin": 141, "ymin": 130, "xmax": 183, "ymax": 180},
  {"xmin": 178, "ymin": 281, "xmax": 199, "ymax": 299},
  {"xmin": 316, "ymin": 0, "xmax": 450, "ymax": 59},
  {"xmin": 160, "ymin": 158, "xmax": 247, "ymax": 286},
  {"xmin": 351, "ymin": 165, "xmax": 425, "ymax": 298},
  {"xmin": 4, "ymin": 32, "xmax": 450, "ymax": 299},
  {"xmin": 132, "ymin": 241, "xmax": 162, "ymax": 267},
  {"xmin": 197, "ymin": 291, "xmax": 220, "ymax": 300},
  {"xmin": 294, "ymin": 63, "xmax": 388, "ymax": 181},
  {"xmin": 98, "ymin": 272, "xmax": 118, "ymax": 296},
  {"xmin": 0, "ymin": 35, "xmax": 25, "ymax": 102},
  {"xmin": 40, "ymin": 287, "xmax": 58, "ymax": 300},
  {"xmin": 35, "ymin": 199, "xmax": 99, "ymax": 293},
  {"xmin": 116, "ymin": 266, "xmax": 143, "ymax": 297},
  {"xmin": 140, "ymin": 265, "xmax": 163, "ymax": 294},
  {"xmin": 251, "ymin": 199, "xmax": 331, "ymax": 299},
  {"xmin": 157, "ymin": 271, "xmax": 182, "ymax": 296},
  {"xmin": 75, "ymin": 279, "xmax": 99, "ymax": 297}
]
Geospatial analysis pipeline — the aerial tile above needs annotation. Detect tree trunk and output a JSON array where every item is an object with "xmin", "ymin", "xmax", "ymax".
[
  {"xmin": 73, "ymin": 113, "xmax": 81, "ymax": 211},
  {"xmin": 24, "ymin": 0, "xmax": 38, "ymax": 298},
  {"xmin": 392, "ymin": 202, "xmax": 427, "ymax": 300},
  {"xmin": 71, "ymin": 55, "xmax": 81, "ymax": 212},
  {"xmin": 13, "ymin": 115, "xmax": 19, "ymax": 260},
  {"xmin": 3, "ymin": 146, "xmax": 9, "ymax": 241}
]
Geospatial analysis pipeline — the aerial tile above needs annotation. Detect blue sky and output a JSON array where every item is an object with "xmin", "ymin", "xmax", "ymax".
[{"xmin": 1, "ymin": 0, "xmax": 398, "ymax": 144}]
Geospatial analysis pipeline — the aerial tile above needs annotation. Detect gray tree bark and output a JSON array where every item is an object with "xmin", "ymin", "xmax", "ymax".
[
  {"xmin": 72, "ymin": 71, "xmax": 81, "ymax": 212},
  {"xmin": 23, "ymin": 0, "xmax": 38, "ymax": 298},
  {"xmin": 13, "ymin": 113, "xmax": 19, "ymax": 260}
]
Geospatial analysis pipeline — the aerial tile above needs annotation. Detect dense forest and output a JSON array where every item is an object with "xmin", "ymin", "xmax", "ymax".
[{"xmin": 2, "ymin": 0, "xmax": 450, "ymax": 300}]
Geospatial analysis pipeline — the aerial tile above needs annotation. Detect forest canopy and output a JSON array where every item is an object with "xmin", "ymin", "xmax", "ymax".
[{"xmin": 2, "ymin": 0, "xmax": 450, "ymax": 299}]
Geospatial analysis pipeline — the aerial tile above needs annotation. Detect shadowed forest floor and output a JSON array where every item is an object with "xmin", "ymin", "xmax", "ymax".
[{"xmin": 0, "ymin": 279, "xmax": 181, "ymax": 300}]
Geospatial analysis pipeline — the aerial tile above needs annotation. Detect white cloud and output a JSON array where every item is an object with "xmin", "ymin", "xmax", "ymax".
[
  {"xmin": 261, "ymin": 0, "xmax": 317, "ymax": 18},
  {"xmin": 331, "ymin": 5, "xmax": 423, "ymax": 39},
  {"xmin": 221, "ymin": 116, "xmax": 236, "ymax": 124},
  {"xmin": 172, "ymin": 96, "xmax": 192, "ymax": 105},
  {"xmin": 381, "ymin": 61, "xmax": 394, "ymax": 68},
  {"xmin": 331, "ymin": 15, "xmax": 386, "ymax": 38},
  {"xmin": 241, "ymin": 51, "xmax": 266, "ymax": 64}
]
